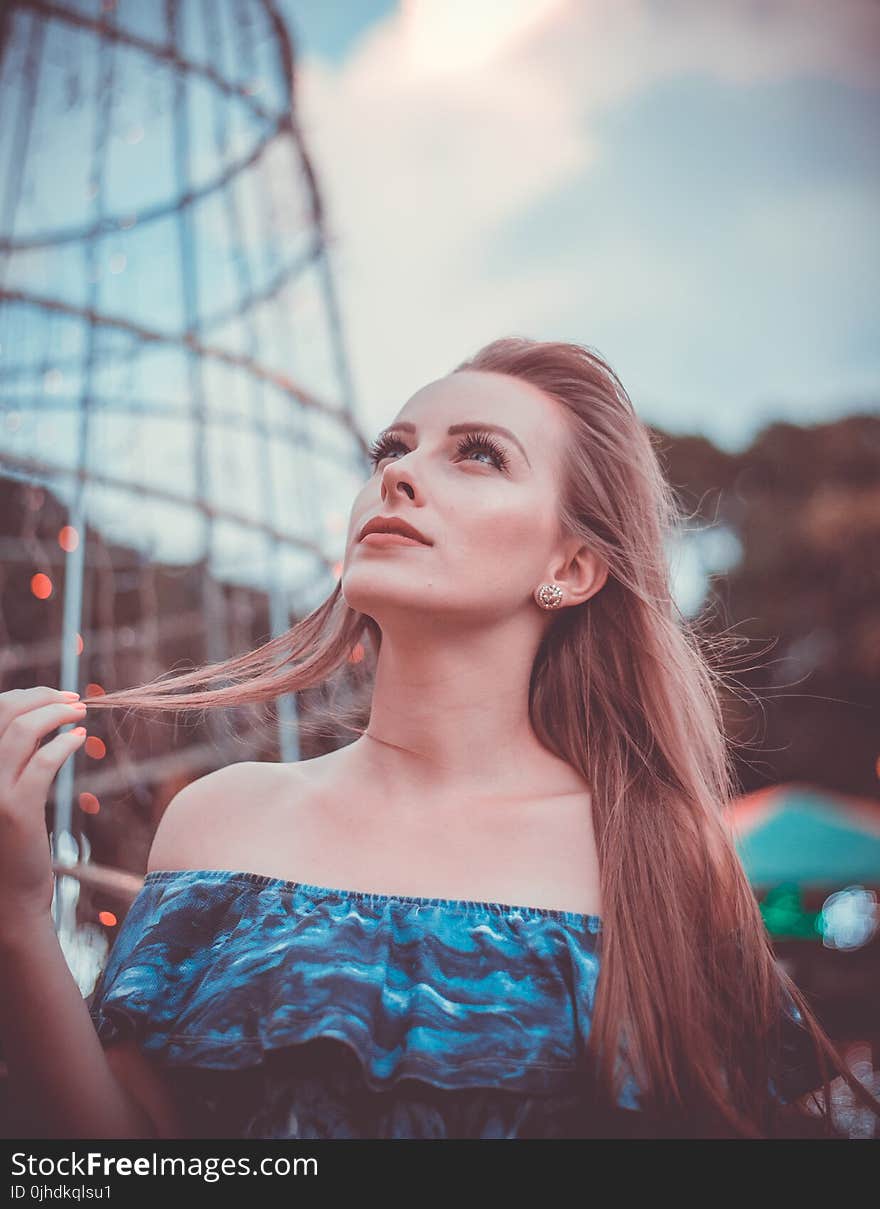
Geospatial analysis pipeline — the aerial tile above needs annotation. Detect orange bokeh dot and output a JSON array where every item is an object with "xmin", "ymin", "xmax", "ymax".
[
  {"xmin": 84, "ymin": 736, "xmax": 106, "ymax": 759},
  {"xmin": 58, "ymin": 525, "xmax": 79, "ymax": 552},
  {"xmin": 85, "ymin": 682, "xmax": 106, "ymax": 697},
  {"xmin": 78, "ymin": 791, "xmax": 100, "ymax": 814},
  {"xmin": 348, "ymin": 642, "xmax": 365, "ymax": 664},
  {"xmin": 332, "ymin": 560, "xmax": 343, "ymax": 579},
  {"xmin": 31, "ymin": 573, "xmax": 53, "ymax": 599},
  {"xmin": 98, "ymin": 911, "xmax": 117, "ymax": 927},
  {"xmin": 76, "ymin": 633, "xmax": 83, "ymax": 655}
]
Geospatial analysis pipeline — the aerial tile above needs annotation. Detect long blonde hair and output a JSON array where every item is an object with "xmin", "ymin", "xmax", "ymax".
[{"xmin": 81, "ymin": 337, "xmax": 880, "ymax": 1137}]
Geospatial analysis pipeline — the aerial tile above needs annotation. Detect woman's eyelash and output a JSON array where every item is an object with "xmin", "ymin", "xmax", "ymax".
[{"xmin": 367, "ymin": 431, "xmax": 510, "ymax": 473}]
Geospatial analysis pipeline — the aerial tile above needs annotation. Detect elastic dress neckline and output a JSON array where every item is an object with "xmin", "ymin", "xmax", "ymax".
[{"xmin": 142, "ymin": 867, "xmax": 604, "ymax": 930}]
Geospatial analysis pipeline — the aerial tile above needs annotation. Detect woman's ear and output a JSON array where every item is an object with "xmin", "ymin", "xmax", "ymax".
[{"xmin": 549, "ymin": 543, "xmax": 608, "ymax": 606}]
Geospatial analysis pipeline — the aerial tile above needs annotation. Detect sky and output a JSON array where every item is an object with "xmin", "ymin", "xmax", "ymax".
[{"xmin": 278, "ymin": 0, "xmax": 880, "ymax": 452}]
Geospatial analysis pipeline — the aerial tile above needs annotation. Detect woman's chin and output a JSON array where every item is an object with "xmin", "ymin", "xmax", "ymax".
[
  {"xmin": 341, "ymin": 579, "xmax": 412, "ymax": 612},
  {"xmin": 341, "ymin": 581, "xmax": 444, "ymax": 618}
]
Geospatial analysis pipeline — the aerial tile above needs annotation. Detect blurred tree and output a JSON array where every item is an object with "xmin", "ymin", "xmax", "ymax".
[{"xmin": 656, "ymin": 412, "xmax": 880, "ymax": 798}]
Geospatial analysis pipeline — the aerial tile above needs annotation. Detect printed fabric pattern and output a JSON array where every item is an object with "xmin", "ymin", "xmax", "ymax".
[{"xmin": 85, "ymin": 869, "xmax": 822, "ymax": 1139}]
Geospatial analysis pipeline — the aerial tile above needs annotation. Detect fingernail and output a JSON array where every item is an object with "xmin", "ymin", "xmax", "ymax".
[
  {"xmin": 71, "ymin": 727, "xmax": 87, "ymax": 737},
  {"xmin": 61, "ymin": 691, "xmax": 81, "ymax": 700}
]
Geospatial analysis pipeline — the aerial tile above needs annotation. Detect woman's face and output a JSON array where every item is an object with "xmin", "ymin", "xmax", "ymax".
[{"xmin": 341, "ymin": 370, "xmax": 574, "ymax": 626}]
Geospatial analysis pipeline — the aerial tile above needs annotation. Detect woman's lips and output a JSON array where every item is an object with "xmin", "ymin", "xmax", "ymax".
[{"xmin": 359, "ymin": 532, "xmax": 430, "ymax": 547}]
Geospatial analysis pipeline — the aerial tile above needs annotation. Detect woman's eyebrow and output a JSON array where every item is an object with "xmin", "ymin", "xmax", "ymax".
[{"xmin": 377, "ymin": 420, "xmax": 531, "ymax": 468}]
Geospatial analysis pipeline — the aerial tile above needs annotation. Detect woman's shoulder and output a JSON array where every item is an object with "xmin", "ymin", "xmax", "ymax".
[{"xmin": 146, "ymin": 759, "xmax": 304, "ymax": 875}]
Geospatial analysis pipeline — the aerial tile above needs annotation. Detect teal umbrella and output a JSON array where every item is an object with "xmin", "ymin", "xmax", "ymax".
[{"xmin": 728, "ymin": 782, "xmax": 880, "ymax": 887}]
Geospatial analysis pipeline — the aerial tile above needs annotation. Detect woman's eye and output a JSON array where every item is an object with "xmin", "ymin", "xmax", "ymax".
[
  {"xmin": 465, "ymin": 446, "xmax": 497, "ymax": 466},
  {"xmin": 368, "ymin": 436, "xmax": 407, "ymax": 468},
  {"xmin": 454, "ymin": 434, "xmax": 510, "ymax": 472}
]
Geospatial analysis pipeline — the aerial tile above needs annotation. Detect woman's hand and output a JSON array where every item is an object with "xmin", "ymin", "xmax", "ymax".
[{"xmin": 0, "ymin": 686, "xmax": 88, "ymax": 932}]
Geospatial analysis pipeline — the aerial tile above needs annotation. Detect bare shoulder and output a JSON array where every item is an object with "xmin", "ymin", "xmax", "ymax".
[{"xmin": 146, "ymin": 760, "xmax": 297, "ymax": 874}]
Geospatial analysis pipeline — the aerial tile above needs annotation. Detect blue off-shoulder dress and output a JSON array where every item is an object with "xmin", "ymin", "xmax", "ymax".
[{"xmin": 84, "ymin": 869, "xmax": 822, "ymax": 1139}]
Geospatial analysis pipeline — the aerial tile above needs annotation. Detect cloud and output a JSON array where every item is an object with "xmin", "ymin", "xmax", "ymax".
[{"xmin": 287, "ymin": 0, "xmax": 879, "ymax": 435}]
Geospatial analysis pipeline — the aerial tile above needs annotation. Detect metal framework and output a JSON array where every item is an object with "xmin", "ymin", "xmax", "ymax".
[{"xmin": 0, "ymin": 0, "xmax": 369, "ymax": 957}]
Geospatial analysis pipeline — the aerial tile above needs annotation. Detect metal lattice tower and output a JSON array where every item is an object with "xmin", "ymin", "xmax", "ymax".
[{"xmin": 0, "ymin": 0, "xmax": 370, "ymax": 944}]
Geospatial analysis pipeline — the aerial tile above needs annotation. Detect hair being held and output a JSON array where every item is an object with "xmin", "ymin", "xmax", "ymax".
[{"xmin": 79, "ymin": 336, "xmax": 880, "ymax": 1138}]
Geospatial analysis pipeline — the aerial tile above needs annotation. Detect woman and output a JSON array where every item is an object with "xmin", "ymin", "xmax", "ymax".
[{"xmin": 2, "ymin": 337, "xmax": 878, "ymax": 1139}]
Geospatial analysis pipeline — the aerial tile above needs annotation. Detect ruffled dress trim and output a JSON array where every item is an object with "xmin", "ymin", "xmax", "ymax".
[
  {"xmin": 85, "ymin": 869, "xmax": 820, "ymax": 1111},
  {"xmin": 86, "ymin": 869, "xmax": 613, "ymax": 1100}
]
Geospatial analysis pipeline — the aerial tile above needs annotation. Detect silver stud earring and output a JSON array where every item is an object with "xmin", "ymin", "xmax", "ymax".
[{"xmin": 534, "ymin": 583, "xmax": 563, "ymax": 610}]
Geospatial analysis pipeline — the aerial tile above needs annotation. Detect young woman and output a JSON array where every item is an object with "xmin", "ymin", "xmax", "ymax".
[{"xmin": 2, "ymin": 338, "xmax": 878, "ymax": 1139}]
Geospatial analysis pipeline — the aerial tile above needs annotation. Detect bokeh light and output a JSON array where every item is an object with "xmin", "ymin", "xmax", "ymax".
[
  {"xmin": 58, "ymin": 525, "xmax": 79, "ymax": 552},
  {"xmin": 84, "ymin": 736, "xmax": 106, "ymax": 760},
  {"xmin": 821, "ymin": 887, "xmax": 879, "ymax": 952},
  {"xmin": 30, "ymin": 573, "xmax": 52, "ymax": 599},
  {"xmin": 78, "ymin": 792, "xmax": 100, "ymax": 815}
]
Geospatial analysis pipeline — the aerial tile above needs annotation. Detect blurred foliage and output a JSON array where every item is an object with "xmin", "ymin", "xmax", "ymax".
[
  {"xmin": 759, "ymin": 884, "xmax": 822, "ymax": 940},
  {"xmin": 655, "ymin": 412, "xmax": 880, "ymax": 798}
]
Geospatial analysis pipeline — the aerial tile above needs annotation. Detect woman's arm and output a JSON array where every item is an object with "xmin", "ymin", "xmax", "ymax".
[{"xmin": 0, "ymin": 916, "xmax": 179, "ymax": 1138}]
